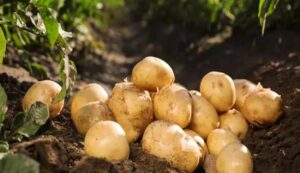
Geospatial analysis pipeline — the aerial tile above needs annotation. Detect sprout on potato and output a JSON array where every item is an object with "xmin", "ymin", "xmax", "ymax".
[
  {"xmin": 71, "ymin": 83, "xmax": 108, "ymax": 121},
  {"xmin": 22, "ymin": 80, "xmax": 64, "ymax": 118},
  {"xmin": 74, "ymin": 101, "xmax": 114, "ymax": 134},
  {"xmin": 220, "ymin": 109, "xmax": 248, "ymax": 140},
  {"xmin": 234, "ymin": 79, "xmax": 256, "ymax": 111},
  {"xmin": 108, "ymin": 82, "xmax": 153, "ymax": 143},
  {"xmin": 200, "ymin": 71, "xmax": 236, "ymax": 112},
  {"xmin": 188, "ymin": 90, "xmax": 219, "ymax": 139},
  {"xmin": 207, "ymin": 128, "xmax": 240, "ymax": 155},
  {"xmin": 153, "ymin": 84, "xmax": 192, "ymax": 128},
  {"xmin": 242, "ymin": 84, "xmax": 282, "ymax": 126},
  {"xmin": 84, "ymin": 121, "xmax": 129, "ymax": 161},
  {"xmin": 131, "ymin": 56, "xmax": 175, "ymax": 91},
  {"xmin": 142, "ymin": 120, "xmax": 200, "ymax": 173},
  {"xmin": 216, "ymin": 142, "xmax": 253, "ymax": 173}
]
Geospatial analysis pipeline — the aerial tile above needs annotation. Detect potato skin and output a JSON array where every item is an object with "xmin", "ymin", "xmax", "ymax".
[
  {"xmin": 142, "ymin": 120, "xmax": 200, "ymax": 173},
  {"xmin": 233, "ymin": 79, "xmax": 256, "ymax": 111},
  {"xmin": 71, "ymin": 83, "xmax": 108, "ymax": 121},
  {"xmin": 108, "ymin": 82, "xmax": 153, "ymax": 143},
  {"xmin": 188, "ymin": 90, "xmax": 219, "ymax": 139},
  {"xmin": 84, "ymin": 121, "xmax": 129, "ymax": 161},
  {"xmin": 22, "ymin": 80, "xmax": 64, "ymax": 118},
  {"xmin": 132, "ymin": 56, "xmax": 175, "ymax": 91},
  {"xmin": 153, "ymin": 84, "xmax": 192, "ymax": 128},
  {"xmin": 74, "ymin": 101, "xmax": 114, "ymax": 134},
  {"xmin": 200, "ymin": 71, "xmax": 236, "ymax": 112}
]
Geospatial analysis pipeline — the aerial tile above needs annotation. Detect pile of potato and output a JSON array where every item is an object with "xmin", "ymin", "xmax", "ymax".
[{"xmin": 22, "ymin": 56, "xmax": 283, "ymax": 173}]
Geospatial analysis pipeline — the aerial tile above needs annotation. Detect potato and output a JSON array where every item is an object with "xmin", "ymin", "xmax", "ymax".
[
  {"xmin": 84, "ymin": 121, "xmax": 129, "ymax": 161},
  {"xmin": 200, "ymin": 71, "xmax": 236, "ymax": 112},
  {"xmin": 188, "ymin": 90, "xmax": 219, "ymax": 139},
  {"xmin": 220, "ymin": 109, "xmax": 248, "ymax": 140},
  {"xmin": 22, "ymin": 80, "xmax": 64, "ymax": 118},
  {"xmin": 184, "ymin": 129, "xmax": 208, "ymax": 165},
  {"xmin": 207, "ymin": 128, "xmax": 240, "ymax": 155},
  {"xmin": 153, "ymin": 84, "xmax": 192, "ymax": 128},
  {"xmin": 108, "ymin": 82, "xmax": 153, "ymax": 143},
  {"xmin": 142, "ymin": 120, "xmax": 200, "ymax": 173},
  {"xmin": 74, "ymin": 101, "xmax": 114, "ymax": 134},
  {"xmin": 216, "ymin": 142, "xmax": 253, "ymax": 173},
  {"xmin": 234, "ymin": 79, "xmax": 256, "ymax": 111},
  {"xmin": 71, "ymin": 83, "xmax": 108, "ymax": 121},
  {"xmin": 203, "ymin": 154, "xmax": 217, "ymax": 173},
  {"xmin": 242, "ymin": 84, "xmax": 282, "ymax": 126},
  {"xmin": 132, "ymin": 56, "xmax": 175, "ymax": 91}
]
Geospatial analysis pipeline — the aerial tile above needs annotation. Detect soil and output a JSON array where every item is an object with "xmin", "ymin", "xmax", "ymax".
[{"xmin": 1, "ymin": 16, "xmax": 300, "ymax": 172}]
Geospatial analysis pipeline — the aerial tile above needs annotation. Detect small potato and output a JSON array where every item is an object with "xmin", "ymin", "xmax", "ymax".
[
  {"xmin": 74, "ymin": 101, "xmax": 114, "ymax": 134},
  {"xmin": 108, "ymin": 82, "xmax": 153, "ymax": 143},
  {"xmin": 200, "ymin": 71, "xmax": 236, "ymax": 112},
  {"xmin": 71, "ymin": 83, "xmax": 108, "ymax": 121},
  {"xmin": 23, "ymin": 80, "xmax": 64, "ymax": 118},
  {"xmin": 216, "ymin": 142, "xmax": 253, "ymax": 173},
  {"xmin": 234, "ymin": 79, "xmax": 256, "ymax": 111},
  {"xmin": 189, "ymin": 90, "xmax": 219, "ymax": 139},
  {"xmin": 153, "ymin": 84, "xmax": 192, "ymax": 128},
  {"xmin": 142, "ymin": 120, "xmax": 200, "ymax": 173},
  {"xmin": 242, "ymin": 84, "xmax": 282, "ymax": 126},
  {"xmin": 184, "ymin": 129, "xmax": 208, "ymax": 165},
  {"xmin": 84, "ymin": 121, "xmax": 129, "ymax": 161},
  {"xmin": 220, "ymin": 109, "xmax": 248, "ymax": 140},
  {"xmin": 132, "ymin": 56, "xmax": 175, "ymax": 91},
  {"xmin": 207, "ymin": 128, "xmax": 240, "ymax": 155}
]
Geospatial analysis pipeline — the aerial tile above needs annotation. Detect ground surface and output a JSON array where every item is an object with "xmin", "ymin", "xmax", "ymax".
[{"xmin": 1, "ymin": 16, "xmax": 300, "ymax": 172}]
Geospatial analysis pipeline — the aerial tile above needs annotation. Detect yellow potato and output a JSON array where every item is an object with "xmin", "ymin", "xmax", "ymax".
[
  {"xmin": 108, "ymin": 82, "xmax": 153, "ymax": 143},
  {"xmin": 200, "ymin": 71, "xmax": 236, "ymax": 112},
  {"xmin": 220, "ymin": 109, "xmax": 248, "ymax": 140},
  {"xmin": 216, "ymin": 142, "xmax": 253, "ymax": 173},
  {"xmin": 234, "ymin": 79, "xmax": 256, "ymax": 111},
  {"xmin": 153, "ymin": 84, "xmax": 192, "ymax": 128},
  {"xmin": 188, "ymin": 90, "xmax": 219, "ymax": 139},
  {"xmin": 74, "ymin": 101, "xmax": 114, "ymax": 134},
  {"xmin": 22, "ymin": 80, "xmax": 64, "ymax": 118},
  {"xmin": 84, "ymin": 121, "xmax": 129, "ymax": 161},
  {"xmin": 142, "ymin": 120, "xmax": 200, "ymax": 173},
  {"xmin": 131, "ymin": 56, "xmax": 175, "ymax": 91}
]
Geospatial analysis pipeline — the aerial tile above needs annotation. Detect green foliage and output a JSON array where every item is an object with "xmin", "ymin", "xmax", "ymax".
[
  {"xmin": 258, "ymin": 0, "xmax": 279, "ymax": 35},
  {"xmin": 0, "ymin": 153, "xmax": 39, "ymax": 173},
  {"xmin": 0, "ymin": 84, "xmax": 7, "ymax": 124},
  {"xmin": 0, "ymin": 27, "xmax": 6, "ymax": 64}
]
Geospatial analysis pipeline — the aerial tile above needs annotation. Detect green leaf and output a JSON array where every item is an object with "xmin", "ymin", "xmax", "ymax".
[
  {"xmin": 31, "ymin": 0, "xmax": 54, "ymax": 8},
  {"xmin": 0, "ymin": 153, "xmax": 39, "ymax": 173},
  {"xmin": 0, "ymin": 141, "xmax": 8, "ymax": 153},
  {"xmin": 0, "ymin": 84, "xmax": 7, "ymax": 124},
  {"xmin": 0, "ymin": 27, "xmax": 6, "ymax": 64},
  {"xmin": 39, "ymin": 8, "xmax": 59, "ymax": 47},
  {"xmin": 258, "ymin": 0, "xmax": 279, "ymax": 35}
]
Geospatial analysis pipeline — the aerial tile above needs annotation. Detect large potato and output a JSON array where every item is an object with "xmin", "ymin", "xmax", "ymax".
[
  {"xmin": 153, "ymin": 84, "xmax": 192, "ymax": 128},
  {"xmin": 188, "ymin": 90, "xmax": 219, "ymax": 139},
  {"xmin": 200, "ymin": 71, "xmax": 236, "ymax": 112},
  {"xmin": 22, "ymin": 80, "xmax": 64, "ymax": 118},
  {"xmin": 108, "ymin": 82, "xmax": 153, "ymax": 143},
  {"xmin": 131, "ymin": 56, "xmax": 175, "ymax": 91},
  {"xmin": 74, "ymin": 101, "xmax": 114, "ymax": 134},
  {"xmin": 216, "ymin": 142, "xmax": 253, "ymax": 173},
  {"xmin": 142, "ymin": 120, "xmax": 200, "ymax": 173},
  {"xmin": 84, "ymin": 121, "xmax": 129, "ymax": 161},
  {"xmin": 71, "ymin": 83, "xmax": 108, "ymax": 121},
  {"xmin": 234, "ymin": 79, "xmax": 256, "ymax": 111}
]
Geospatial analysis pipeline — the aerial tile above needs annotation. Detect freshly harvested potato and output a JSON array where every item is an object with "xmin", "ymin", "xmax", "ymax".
[
  {"xmin": 74, "ymin": 101, "xmax": 114, "ymax": 134},
  {"xmin": 108, "ymin": 82, "xmax": 153, "ymax": 143},
  {"xmin": 216, "ymin": 142, "xmax": 253, "ymax": 173},
  {"xmin": 142, "ymin": 120, "xmax": 200, "ymax": 173},
  {"xmin": 234, "ymin": 79, "xmax": 256, "ymax": 111},
  {"xmin": 184, "ymin": 129, "xmax": 208, "ymax": 165},
  {"xmin": 242, "ymin": 84, "xmax": 282, "ymax": 126},
  {"xmin": 200, "ymin": 71, "xmax": 236, "ymax": 112},
  {"xmin": 71, "ymin": 83, "xmax": 108, "ymax": 121},
  {"xmin": 203, "ymin": 154, "xmax": 217, "ymax": 173},
  {"xmin": 220, "ymin": 109, "xmax": 248, "ymax": 140},
  {"xmin": 131, "ymin": 56, "xmax": 175, "ymax": 91},
  {"xmin": 84, "ymin": 121, "xmax": 129, "ymax": 161},
  {"xmin": 188, "ymin": 90, "xmax": 219, "ymax": 139},
  {"xmin": 153, "ymin": 84, "xmax": 192, "ymax": 128},
  {"xmin": 22, "ymin": 80, "xmax": 64, "ymax": 118},
  {"xmin": 207, "ymin": 128, "xmax": 240, "ymax": 155}
]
